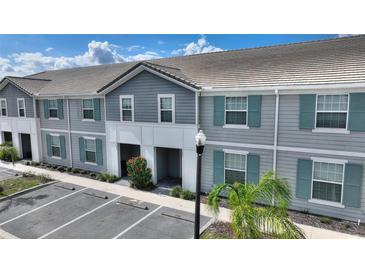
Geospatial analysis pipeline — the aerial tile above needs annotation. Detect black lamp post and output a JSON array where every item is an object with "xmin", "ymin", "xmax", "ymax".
[{"xmin": 194, "ymin": 130, "xmax": 206, "ymax": 239}]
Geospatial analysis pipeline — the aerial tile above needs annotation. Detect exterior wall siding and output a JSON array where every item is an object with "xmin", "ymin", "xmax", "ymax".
[
  {"xmin": 106, "ymin": 71, "xmax": 196, "ymax": 124},
  {"xmin": 38, "ymin": 99, "xmax": 68, "ymax": 130},
  {"xmin": 0, "ymin": 83, "xmax": 34, "ymax": 118},
  {"xmin": 278, "ymin": 94, "xmax": 365, "ymax": 152},
  {"xmin": 200, "ymin": 95, "xmax": 275, "ymax": 145}
]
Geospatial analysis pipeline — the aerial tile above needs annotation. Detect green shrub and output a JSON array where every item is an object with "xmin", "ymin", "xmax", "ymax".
[
  {"xmin": 22, "ymin": 171, "xmax": 35, "ymax": 178},
  {"xmin": 66, "ymin": 167, "xmax": 72, "ymax": 172},
  {"xmin": 127, "ymin": 157, "xmax": 153, "ymax": 190},
  {"xmin": 24, "ymin": 161, "xmax": 31, "ymax": 166},
  {"xmin": 0, "ymin": 141, "xmax": 13, "ymax": 147},
  {"xmin": 180, "ymin": 189, "xmax": 196, "ymax": 200},
  {"xmin": 0, "ymin": 145, "xmax": 19, "ymax": 164},
  {"xmin": 170, "ymin": 186, "xmax": 182, "ymax": 198},
  {"xmin": 37, "ymin": 174, "xmax": 51, "ymax": 183},
  {"xmin": 96, "ymin": 172, "xmax": 119, "ymax": 183},
  {"xmin": 320, "ymin": 216, "xmax": 332, "ymax": 225},
  {"xmin": 71, "ymin": 168, "xmax": 80, "ymax": 174},
  {"xmin": 0, "ymin": 185, "xmax": 3, "ymax": 193},
  {"xmin": 57, "ymin": 166, "xmax": 65, "ymax": 172}
]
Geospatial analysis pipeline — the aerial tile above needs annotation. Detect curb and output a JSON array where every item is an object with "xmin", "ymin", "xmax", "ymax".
[{"xmin": 0, "ymin": 181, "xmax": 57, "ymax": 202}]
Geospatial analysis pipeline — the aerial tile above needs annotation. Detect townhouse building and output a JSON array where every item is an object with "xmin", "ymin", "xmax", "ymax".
[{"xmin": 1, "ymin": 35, "xmax": 365, "ymax": 221}]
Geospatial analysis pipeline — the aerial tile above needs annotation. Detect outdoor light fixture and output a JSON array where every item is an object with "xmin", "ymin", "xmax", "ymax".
[{"xmin": 194, "ymin": 130, "xmax": 206, "ymax": 239}]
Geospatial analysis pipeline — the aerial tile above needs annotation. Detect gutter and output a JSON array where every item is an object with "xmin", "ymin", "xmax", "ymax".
[
  {"xmin": 66, "ymin": 97, "xmax": 73, "ymax": 168},
  {"xmin": 273, "ymin": 89, "xmax": 279, "ymax": 172}
]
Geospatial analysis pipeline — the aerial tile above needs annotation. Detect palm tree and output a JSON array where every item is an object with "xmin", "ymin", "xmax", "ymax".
[{"xmin": 207, "ymin": 171, "xmax": 305, "ymax": 239}]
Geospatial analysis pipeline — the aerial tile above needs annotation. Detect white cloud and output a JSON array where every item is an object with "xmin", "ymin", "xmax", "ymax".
[
  {"xmin": 171, "ymin": 35, "xmax": 223, "ymax": 56},
  {"xmin": 45, "ymin": 47, "xmax": 53, "ymax": 52},
  {"xmin": 338, "ymin": 34, "xmax": 355, "ymax": 38},
  {"xmin": 126, "ymin": 45, "xmax": 145, "ymax": 52},
  {"xmin": 0, "ymin": 40, "xmax": 162, "ymax": 79}
]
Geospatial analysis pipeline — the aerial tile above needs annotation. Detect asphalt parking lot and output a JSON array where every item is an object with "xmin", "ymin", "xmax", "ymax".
[
  {"xmin": 0, "ymin": 180, "xmax": 211, "ymax": 239},
  {"xmin": 0, "ymin": 167, "xmax": 20, "ymax": 181}
]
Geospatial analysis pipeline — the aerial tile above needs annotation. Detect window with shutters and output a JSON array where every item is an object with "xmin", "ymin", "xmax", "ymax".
[
  {"xmin": 158, "ymin": 94, "xmax": 174, "ymax": 123},
  {"xmin": 51, "ymin": 135, "xmax": 61, "ymax": 158},
  {"xmin": 17, "ymin": 98, "xmax": 26, "ymax": 117},
  {"xmin": 311, "ymin": 159, "xmax": 345, "ymax": 205},
  {"xmin": 224, "ymin": 152, "xmax": 246, "ymax": 184},
  {"xmin": 82, "ymin": 99, "xmax": 94, "ymax": 120},
  {"xmin": 48, "ymin": 99, "xmax": 58, "ymax": 119},
  {"xmin": 84, "ymin": 138, "xmax": 96, "ymax": 164},
  {"xmin": 0, "ymin": 99, "xmax": 7, "ymax": 116},
  {"xmin": 316, "ymin": 95, "xmax": 348, "ymax": 129},
  {"xmin": 120, "ymin": 95, "xmax": 134, "ymax": 122},
  {"xmin": 225, "ymin": 97, "xmax": 247, "ymax": 125}
]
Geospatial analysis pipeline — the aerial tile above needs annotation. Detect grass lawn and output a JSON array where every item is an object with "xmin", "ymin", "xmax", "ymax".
[{"xmin": 0, "ymin": 177, "xmax": 40, "ymax": 197}]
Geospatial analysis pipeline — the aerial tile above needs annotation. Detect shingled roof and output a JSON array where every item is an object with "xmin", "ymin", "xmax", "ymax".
[{"xmin": 1, "ymin": 35, "xmax": 365, "ymax": 96}]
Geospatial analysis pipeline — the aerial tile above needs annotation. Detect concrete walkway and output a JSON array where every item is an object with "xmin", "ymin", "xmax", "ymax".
[{"xmin": 0, "ymin": 161, "xmax": 362, "ymax": 239}]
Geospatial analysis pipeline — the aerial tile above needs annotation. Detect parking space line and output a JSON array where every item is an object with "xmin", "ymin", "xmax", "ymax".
[
  {"xmin": 39, "ymin": 196, "xmax": 121, "ymax": 239},
  {"xmin": 0, "ymin": 187, "xmax": 88, "ymax": 227},
  {"xmin": 113, "ymin": 205, "xmax": 163, "ymax": 239}
]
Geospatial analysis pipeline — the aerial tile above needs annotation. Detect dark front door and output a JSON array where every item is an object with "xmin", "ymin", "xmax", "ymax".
[
  {"xmin": 20, "ymin": 134, "xmax": 32, "ymax": 160},
  {"xmin": 3, "ymin": 131, "xmax": 12, "ymax": 144}
]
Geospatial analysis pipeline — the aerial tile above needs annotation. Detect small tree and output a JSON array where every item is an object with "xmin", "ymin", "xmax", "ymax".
[
  {"xmin": 127, "ymin": 156, "xmax": 153, "ymax": 190},
  {"xmin": 0, "ymin": 145, "xmax": 19, "ymax": 165}
]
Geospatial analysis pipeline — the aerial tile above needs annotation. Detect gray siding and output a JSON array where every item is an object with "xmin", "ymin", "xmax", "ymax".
[
  {"xmin": 71, "ymin": 133, "xmax": 107, "ymax": 173},
  {"xmin": 41, "ymin": 131, "xmax": 71, "ymax": 167},
  {"xmin": 38, "ymin": 99, "xmax": 68, "ymax": 130},
  {"xmin": 0, "ymin": 83, "xmax": 34, "ymax": 118},
  {"xmin": 200, "ymin": 95, "xmax": 275, "ymax": 145},
  {"xmin": 201, "ymin": 144, "xmax": 273, "ymax": 193},
  {"xmin": 106, "ymin": 71, "xmax": 196, "ymax": 124},
  {"xmin": 276, "ymin": 150, "xmax": 365, "ymax": 222},
  {"xmin": 69, "ymin": 99, "xmax": 105, "ymax": 133},
  {"xmin": 278, "ymin": 94, "xmax": 365, "ymax": 152}
]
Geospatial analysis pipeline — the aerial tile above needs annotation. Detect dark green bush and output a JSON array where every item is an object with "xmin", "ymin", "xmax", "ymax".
[
  {"xmin": 127, "ymin": 157, "xmax": 153, "ymax": 190},
  {"xmin": 170, "ymin": 186, "xmax": 182, "ymax": 198},
  {"xmin": 71, "ymin": 168, "xmax": 80, "ymax": 174},
  {"xmin": 0, "ymin": 185, "xmax": 3, "ymax": 193},
  {"xmin": 180, "ymin": 189, "xmax": 196, "ymax": 200},
  {"xmin": 96, "ymin": 172, "xmax": 119, "ymax": 183},
  {"xmin": 66, "ymin": 167, "xmax": 72, "ymax": 172},
  {"xmin": 320, "ymin": 216, "xmax": 332, "ymax": 225}
]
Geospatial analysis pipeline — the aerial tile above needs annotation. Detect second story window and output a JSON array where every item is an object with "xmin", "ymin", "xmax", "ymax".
[
  {"xmin": 225, "ymin": 97, "xmax": 247, "ymax": 125},
  {"xmin": 82, "ymin": 99, "xmax": 94, "ymax": 120},
  {"xmin": 158, "ymin": 94, "xmax": 174, "ymax": 123},
  {"xmin": 48, "ymin": 99, "xmax": 58, "ymax": 118},
  {"xmin": 120, "ymin": 95, "xmax": 134, "ymax": 122},
  {"xmin": 316, "ymin": 95, "xmax": 348, "ymax": 129},
  {"xmin": 0, "ymin": 99, "xmax": 7, "ymax": 116},
  {"xmin": 17, "ymin": 98, "xmax": 26, "ymax": 117}
]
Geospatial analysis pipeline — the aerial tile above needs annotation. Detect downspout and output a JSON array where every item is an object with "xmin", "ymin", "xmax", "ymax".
[
  {"xmin": 273, "ymin": 89, "xmax": 279, "ymax": 173},
  {"xmin": 66, "ymin": 97, "xmax": 73, "ymax": 168}
]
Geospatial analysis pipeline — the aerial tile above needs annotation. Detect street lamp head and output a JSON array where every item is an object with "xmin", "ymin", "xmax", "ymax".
[{"xmin": 195, "ymin": 130, "xmax": 206, "ymax": 147}]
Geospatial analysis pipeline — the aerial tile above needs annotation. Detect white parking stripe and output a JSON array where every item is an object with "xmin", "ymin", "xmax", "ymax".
[
  {"xmin": 39, "ymin": 196, "xmax": 121, "ymax": 239},
  {"xmin": 113, "ymin": 205, "xmax": 163, "ymax": 239},
  {"xmin": 0, "ymin": 187, "xmax": 88, "ymax": 227}
]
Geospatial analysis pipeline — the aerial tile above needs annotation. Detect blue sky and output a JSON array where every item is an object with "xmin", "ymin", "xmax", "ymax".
[{"xmin": 0, "ymin": 34, "xmax": 339, "ymax": 78}]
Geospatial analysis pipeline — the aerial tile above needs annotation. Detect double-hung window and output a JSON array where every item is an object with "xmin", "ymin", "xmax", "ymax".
[
  {"xmin": 48, "ymin": 99, "xmax": 58, "ymax": 118},
  {"xmin": 17, "ymin": 98, "xmax": 26, "ymax": 117},
  {"xmin": 85, "ymin": 138, "xmax": 96, "ymax": 164},
  {"xmin": 120, "ymin": 95, "xmax": 134, "ymax": 122},
  {"xmin": 316, "ymin": 95, "xmax": 348, "ymax": 129},
  {"xmin": 224, "ymin": 152, "xmax": 246, "ymax": 184},
  {"xmin": 312, "ymin": 160, "xmax": 345, "ymax": 204},
  {"xmin": 158, "ymin": 94, "xmax": 174, "ymax": 123},
  {"xmin": 0, "ymin": 99, "xmax": 7, "ymax": 116},
  {"xmin": 225, "ymin": 97, "xmax": 247, "ymax": 125},
  {"xmin": 82, "ymin": 99, "xmax": 94, "ymax": 120},
  {"xmin": 51, "ymin": 135, "xmax": 61, "ymax": 158}
]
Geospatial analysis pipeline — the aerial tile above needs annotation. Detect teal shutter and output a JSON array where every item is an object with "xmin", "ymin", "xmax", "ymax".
[
  {"xmin": 79, "ymin": 137, "xmax": 85, "ymax": 163},
  {"xmin": 43, "ymin": 100, "xmax": 49, "ymax": 119},
  {"xmin": 213, "ymin": 96, "xmax": 225, "ymax": 126},
  {"xmin": 46, "ymin": 134, "xmax": 52, "ymax": 157},
  {"xmin": 296, "ymin": 159, "xmax": 313, "ymax": 199},
  {"xmin": 213, "ymin": 150, "xmax": 224, "ymax": 184},
  {"xmin": 57, "ymin": 99, "xmax": 64, "ymax": 119},
  {"xmin": 60, "ymin": 135, "xmax": 66, "ymax": 160},
  {"xmin": 247, "ymin": 154, "xmax": 260, "ymax": 184},
  {"xmin": 247, "ymin": 95, "xmax": 262, "ymax": 127},
  {"xmin": 299, "ymin": 94, "xmax": 316, "ymax": 129},
  {"xmin": 95, "ymin": 139, "xmax": 103, "ymax": 165},
  {"xmin": 343, "ymin": 163, "xmax": 363, "ymax": 208},
  {"xmin": 93, "ymin": 98, "xmax": 101, "ymax": 121},
  {"xmin": 348, "ymin": 93, "xmax": 365, "ymax": 131}
]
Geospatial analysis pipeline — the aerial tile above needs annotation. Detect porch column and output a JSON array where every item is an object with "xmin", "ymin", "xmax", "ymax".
[
  {"xmin": 182, "ymin": 148, "xmax": 197, "ymax": 192},
  {"xmin": 12, "ymin": 132, "xmax": 21, "ymax": 158},
  {"xmin": 141, "ymin": 145, "xmax": 156, "ymax": 184}
]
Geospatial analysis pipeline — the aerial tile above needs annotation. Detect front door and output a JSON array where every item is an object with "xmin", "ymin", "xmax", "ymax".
[{"xmin": 20, "ymin": 134, "xmax": 32, "ymax": 160}]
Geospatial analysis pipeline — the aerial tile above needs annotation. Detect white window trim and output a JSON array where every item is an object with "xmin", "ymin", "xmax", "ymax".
[
  {"xmin": 0, "ymin": 98, "xmax": 7, "ymax": 117},
  {"xmin": 48, "ymin": 99, "xmax": 59, "ymax": 120},
  {"xmin": 50, "ymin": 134, "xmax": 61, "ymax": 159},
  {"xmin": 223, "ymin": 151, "xmax": 248, "ymax": 184},
  {"xmin": 17, "ymin": 98, "xmax": 26, "ymax": 118},
  {"xmin": 158, "ymin": 94, "xmax": 175, "ymax": 124},
  {"xmin": 83, "ymin": 136, "xmax": 97, "ymax": 165},
  {"xmin": 313, "ymin": 93, "xmax": 350, "ymax": 133},
  {"xmin": 224, "ymin": 96, "xmax": 248, "ymax": 127},
  {"xmin": 309, "ymin": 158, "xmax": 346, "ymax": 207},
  {"xmin": 120, "ymin": 95, "xmax": 134, "ymax": 122},
  {"xmin": 82, "ymin": 99, "xmax": 95, "ymax": 122}
]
